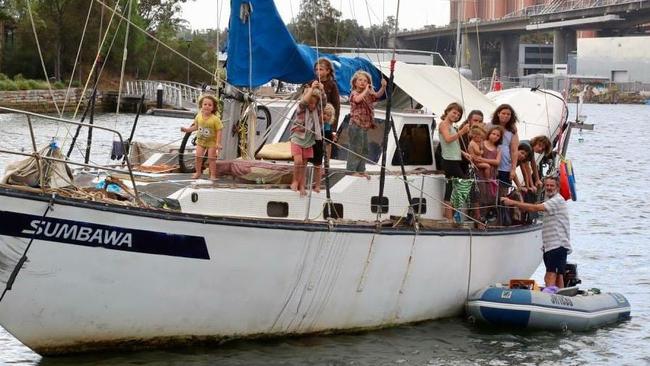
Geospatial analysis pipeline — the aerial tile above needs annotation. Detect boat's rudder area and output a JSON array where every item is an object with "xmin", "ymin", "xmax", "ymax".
[{"xmin": 466, "ymin": 285, "xmax": 631, "ymax": 331}]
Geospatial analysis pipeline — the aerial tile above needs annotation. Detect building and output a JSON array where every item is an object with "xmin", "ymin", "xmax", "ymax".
[
  {"xmin": 519, "ymin": 43, "xmax": 554, "ymax": 75},
  {"xmin": 450, "ymin": 0, "xmax": 555, "ymax": 22},
  {"xmin": 577, "ymin": 36, "xmax": 650, "ymax": 83}
]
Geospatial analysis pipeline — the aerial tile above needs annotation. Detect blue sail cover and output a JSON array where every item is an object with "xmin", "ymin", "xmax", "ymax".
[{"xmin": 226, "ymin": 0, "xmax": 382, "ymax": 96}]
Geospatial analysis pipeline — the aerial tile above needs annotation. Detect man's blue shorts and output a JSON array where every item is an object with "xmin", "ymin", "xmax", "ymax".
[{"xmin": 543, "ymin": 246, "xmax": 568, "ymax": 274}]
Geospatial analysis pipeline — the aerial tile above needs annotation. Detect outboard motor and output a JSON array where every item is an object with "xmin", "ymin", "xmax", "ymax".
[{"xmin": 564, "ymin": 263, "xmax": 581, "ymax": 287}]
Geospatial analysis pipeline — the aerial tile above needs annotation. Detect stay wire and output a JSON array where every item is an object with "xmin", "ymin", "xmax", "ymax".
[
  {"xmin": 314, "ymin": 0, "xmax": 334, "ymax": 211},
  {"xmin": 60, "ymin": 0, "xmax": 95, "ymax": 118},
  {"xmin": 0, "ymin": 195, "xmax": 55, "ymax": 304},
  {"xmin": 26, "ymin": 0, "xmax": 61, "ymax": 116}
]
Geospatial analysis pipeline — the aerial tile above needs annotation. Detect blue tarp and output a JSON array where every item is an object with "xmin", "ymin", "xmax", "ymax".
[{"xmin": 227, "ymin": 0, "xmax": 382, "ymax": 96}]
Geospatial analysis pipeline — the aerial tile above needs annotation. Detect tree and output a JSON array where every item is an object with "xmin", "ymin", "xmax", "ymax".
[
  {"xmin": 139, "ymin": 0, "xmax": 187, "ymax": 31},
  {"xmin": 291, "ymin": 0, "xmax": 342, "ymax": 46}
]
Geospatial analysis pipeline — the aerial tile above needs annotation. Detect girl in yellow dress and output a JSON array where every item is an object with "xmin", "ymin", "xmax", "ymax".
[{"xmin": 181, "ymin": 94, "xmax": 223, "ymax": 179}]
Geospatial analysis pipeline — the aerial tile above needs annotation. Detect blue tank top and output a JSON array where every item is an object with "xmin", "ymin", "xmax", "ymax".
[{"xmin": 499, "ymin": 129, "xmax": 514, "ymax": 172}]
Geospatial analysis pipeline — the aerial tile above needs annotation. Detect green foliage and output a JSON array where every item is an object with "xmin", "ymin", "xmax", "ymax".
[
  {"xmin": 13, "ymin": 73, "xmax": 24, "ymax": 81},
  {"xmin": 291, "ymin": 0, "xmax": 342, "ymax": 46},
  {"xmin": 0, "ymin": 80, "xmax": 18, "ymax": 90},
  {"xmin": 0, "ymin": 73, "xmax": 8, "ymax": 81},
  {"xmin": 139, "ymin": 0, "xmax": 188, "ymax": 32},
  {"xmin": 15, "ymin": 79, "xmax": 30, "ymax": 89},
  {"xmin": 288, "ymin": 0, "xmax": 395, "ymax": 49}
]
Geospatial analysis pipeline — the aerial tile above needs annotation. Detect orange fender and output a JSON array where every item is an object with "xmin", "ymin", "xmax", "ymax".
[{"xmin": 559, "ymin": 161, "xmax": 572, "ymax": 201}]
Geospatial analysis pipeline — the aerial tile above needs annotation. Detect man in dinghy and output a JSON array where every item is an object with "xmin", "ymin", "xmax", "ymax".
[{"xmin": 501, "ymin": 176, "xmax": 571, "ymax": 288}]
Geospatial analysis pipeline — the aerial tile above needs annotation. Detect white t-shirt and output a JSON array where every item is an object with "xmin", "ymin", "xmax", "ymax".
[{"xmin": 542, "ymin": 194, "xmax": 571, "ymax": 254}]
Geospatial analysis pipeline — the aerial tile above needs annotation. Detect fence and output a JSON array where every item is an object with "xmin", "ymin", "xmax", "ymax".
[{"xmin": 125, "ymin": 80, "xmax": 202, "ymax": 110}]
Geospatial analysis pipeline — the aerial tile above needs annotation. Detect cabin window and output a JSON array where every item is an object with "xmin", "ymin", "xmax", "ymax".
[
  {"xmin": 267, "ymin": 201, "xmax": 289, "ymax": 217},
  {"xmin": 391, "ymin": 124, "xmax": 433, "ymax": 166},
  {"xmin": 370, "ymin": 196, "xmax": 389, "ymax": 214},
  {"xmin": 323, "ymin": 202, "xmax": 344, "ymax": 219},
  {"xmin": 332, "ymin": 114, "xmax": 386, "ymax": 164}
]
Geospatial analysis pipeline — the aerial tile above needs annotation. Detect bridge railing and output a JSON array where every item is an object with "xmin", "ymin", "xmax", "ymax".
[
  {"xmin": 504, "ymin": 0, "xmax": 641, "ymax": 19},
  {"xmin": 125, "ymin": 80, "xmax": 202, "ymax": 110}
]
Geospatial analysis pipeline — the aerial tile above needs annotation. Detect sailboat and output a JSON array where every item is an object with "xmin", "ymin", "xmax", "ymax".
[{"xmin": 0, "ymin": 0, "xmax": 569, "ymax": 355}]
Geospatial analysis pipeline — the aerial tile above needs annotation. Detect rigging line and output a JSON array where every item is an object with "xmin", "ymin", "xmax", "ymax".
[
  {"xmin": 289, "ymin": 0, "xmax": 294, "ymax": 21},
  {"xmin": 248, "ymin": 6, "xmax": 253, "ymax": 91},
  {"xmin": 473, "ymin": 0, "xmax": 482, "ymax": 79},
  {"xmin": 146, "ymin": 42, "xmax": 160, "ymax": 80},
  {"xmin": 60, "ymin": 0, "xmax": 95, "ymax": 118},
  {"xmin": 334, "ymin": 0, "xmax": 343, "ymax": 47},
  {"xmin": 98, "ymin": 0, "xmax": 104, "ymax": 48},
  {"xmin": 363, "ymin": 0, "xmax": 382, "ymax": 65},
  {"xmin": 116, "ymin": 0, "xmax": 134, "ymax": 117},
  {"xmin": 454, "ymin": 1, "xmax": 466, "ymax": 109},
  {"xmin": 26, "ymin": 0, "xmax": 61, "ymax": 116},
  {"xmin": 68, "ymin": 19, "xmax": 125, "ymax": 163},
  {"xmin": 314, "ymin": 0, "xmax": 335, "ymax": 206},
  {"xmin": 348, "ymin": 0, "xmax": 356, "ymax": 22},
  {"xmin": 213, "ymin": 0, "xmax": 224, "ymax": 89},
  {"xmin": 93, "ymin": 0, "xmax": 216, "ymax": 82},
  {"xmin": 70, "ymin": 0, "xmax": 125, "ymax": 121},
  {"xmin": 376, "ymin": 0, "xmax": 414, "ymax": 225},
  {"xmin": 0, "ymin": 195, "xmax": 55, "ymax": 304},
  {"xmin": 466, "ymin": 227, "xmax": 474, "ymax": 298},
  {"xmin": 62, "ymin": 2, "xmax": 127, "ymax": 152}
]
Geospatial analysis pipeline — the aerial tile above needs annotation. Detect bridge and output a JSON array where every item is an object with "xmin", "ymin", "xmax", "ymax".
[
  {"xmin": 125, "ymin": 80, "xmax": 202, "ymax": 111},
  {"xmin": 393, "ymin": 0, "xmax": 650, "ymax": 79}
]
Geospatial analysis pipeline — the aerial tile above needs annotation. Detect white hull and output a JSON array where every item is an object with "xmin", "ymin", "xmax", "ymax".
[{"xmin": 0, "ymin": 189, "xmax": 542, "ymax": 355}]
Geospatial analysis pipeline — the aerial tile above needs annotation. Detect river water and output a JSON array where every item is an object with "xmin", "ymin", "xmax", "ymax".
[{"xmin": 1, "ymin": 104, "xmax": 649, "ymax": 365}]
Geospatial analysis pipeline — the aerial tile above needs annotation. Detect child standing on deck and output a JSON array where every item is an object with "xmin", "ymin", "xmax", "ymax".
[
  {"xmin": 313, "ymin": 58, "xmax": 341, "ymax": 156},
  {"xmin": 347, "ymin": 71, "xmax": 387, "ymax": 177},
  {"xmin": 180, "ymin": 94, "xmax": 223, "ymax": 180},
  {"xmin": 290, "ymin": 81, "xmax": 323, "ymax": 196},
  {"xmin": 480, "ymin": 125, "xmax": 503, "ymax": 220}
]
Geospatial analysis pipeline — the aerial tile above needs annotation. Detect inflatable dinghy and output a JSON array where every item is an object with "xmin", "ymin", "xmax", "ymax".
[{"xmin": 466, "ymin": 284, "xmax": 631, "ymax": 331}]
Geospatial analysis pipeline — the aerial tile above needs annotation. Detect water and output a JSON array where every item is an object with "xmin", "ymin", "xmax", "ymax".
[{"xmin": 1, "ymin": 104, "xmax": 650, "ymax": 365}]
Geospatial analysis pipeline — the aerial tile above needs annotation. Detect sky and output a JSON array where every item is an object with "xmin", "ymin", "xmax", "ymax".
[{"xmin": 179, "ymin": 0, "xmax": 451, "ymax": 31}]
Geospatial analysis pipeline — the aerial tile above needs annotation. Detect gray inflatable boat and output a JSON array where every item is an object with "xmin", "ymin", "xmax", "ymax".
[{"xmin": 466, "ymin": 285, "xmax": 631, "ymax": 331}]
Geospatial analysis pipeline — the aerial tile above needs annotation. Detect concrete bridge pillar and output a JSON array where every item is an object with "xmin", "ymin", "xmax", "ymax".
[
  {"xmin": 500, "ymin": 34, "xmax": 520, "ymax": 79},
  {"xmin": 553, "ymin": 29, "xmax": 577, "ymax": 65},
  {"xmin": 461, "ymin": 33, "xmax": 481, "ymax": 79}
]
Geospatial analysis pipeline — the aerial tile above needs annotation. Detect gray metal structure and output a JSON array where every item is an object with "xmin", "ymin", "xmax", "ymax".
[
  {"xmin": 394, "ymin": 0, "xmax": 650, "ymax": 79},
  {"xmin": 577, "ymin": 36, "xmax": 650, "ymax": 83}
]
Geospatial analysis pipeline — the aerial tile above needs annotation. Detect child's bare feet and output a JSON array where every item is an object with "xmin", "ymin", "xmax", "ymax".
[
  {"xmin": 299, "ymin": 189, "xmax": 306, "ymax": 197},
  {"xmin": 313, "ymin": 184, "xmax": 320, "ymax": 193},
  {"xmin": 210, "ymin": 176, "xmax": 218, "ymax": 181},
  {"xmin": 290, "ymin": 182, "xmax": 299, "ymax": 191},
  {"xmin": 352, "ymin": 172, "xmax": 371, "ymax": 180},
  {"xmin": 192, "ymin": 173, "xmax": 201, "ymax": 179}
]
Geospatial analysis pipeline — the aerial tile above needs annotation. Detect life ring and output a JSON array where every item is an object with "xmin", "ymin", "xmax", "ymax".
[
  {"xmin": 567, "ymin": 160, "xmax": 577, "ymax": 201},
  {"xmin": 559, "ymin": 161, "xmax": 572, "ymax": 201}
]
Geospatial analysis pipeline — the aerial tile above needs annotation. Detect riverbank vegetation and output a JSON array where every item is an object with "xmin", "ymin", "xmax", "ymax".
[{"xmin": 0, "ymin": 0, "xmax": 395, "ymax": 87}]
